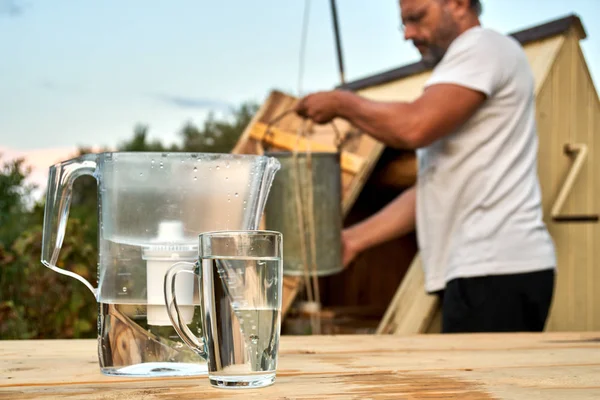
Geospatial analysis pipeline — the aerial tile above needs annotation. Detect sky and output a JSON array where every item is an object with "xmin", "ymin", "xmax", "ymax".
[{"xmin": 1, "ymin": 0, "xmax": 599, "ymax": 193}]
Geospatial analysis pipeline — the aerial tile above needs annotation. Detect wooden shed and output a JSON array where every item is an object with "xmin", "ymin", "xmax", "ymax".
[
  {"xmin": 336, "ymin": 13, "xmax": 600, "ymax": 334},
  {"xmin": 235, "ymin": 14, "xmax": 600, "ymax": 334}
]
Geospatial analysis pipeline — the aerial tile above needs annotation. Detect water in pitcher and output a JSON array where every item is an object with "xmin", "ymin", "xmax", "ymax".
[{"xmin": 202, "ymin": 256, "xmax": 281, "ymax": 387}]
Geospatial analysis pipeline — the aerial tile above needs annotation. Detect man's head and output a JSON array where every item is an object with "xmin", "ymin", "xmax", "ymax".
[{"xmin": 400, "ymin": 0, "xmax": 482, "ymax": 67}]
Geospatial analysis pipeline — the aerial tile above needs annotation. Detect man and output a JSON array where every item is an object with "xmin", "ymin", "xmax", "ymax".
[{"xmin": 294, "ymin": 0, "xmax": 557, "ymax": 333}]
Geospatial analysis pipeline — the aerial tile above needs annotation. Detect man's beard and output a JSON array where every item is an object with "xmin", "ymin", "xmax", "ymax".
[
  {"xmin": 417, "ymin": 10, "xmax": 459, "ymax": 68},
  {"xmin": 418, "ymin": 43, "xmax": 447, "ymax": 68}
]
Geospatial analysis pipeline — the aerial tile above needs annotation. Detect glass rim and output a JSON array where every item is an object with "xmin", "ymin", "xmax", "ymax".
[{"xmin": 198, "ymin": 229, "xmax": 282, "ymax": 238}]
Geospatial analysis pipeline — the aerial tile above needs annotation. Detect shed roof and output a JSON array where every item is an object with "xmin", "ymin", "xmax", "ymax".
[{"xmin": 339, "ymin": 14, "xmax": 586, "ymax": 91}]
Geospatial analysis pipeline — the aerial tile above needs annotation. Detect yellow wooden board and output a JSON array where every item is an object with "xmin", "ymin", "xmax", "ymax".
[
  {"xmin": 233, "ymin": 89, "xmax": 384, "ymax": 216},
  {"xmin": 376, "ymin": 255, "xmax": 440, "ymax": 335}
]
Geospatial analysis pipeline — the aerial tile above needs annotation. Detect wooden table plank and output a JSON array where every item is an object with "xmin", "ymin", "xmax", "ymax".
[{"xmin": 1, "ymin": 333, "xmax": 599, "ymax": 399}]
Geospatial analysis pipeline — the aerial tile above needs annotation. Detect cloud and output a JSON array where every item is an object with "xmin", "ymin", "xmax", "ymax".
[
  {"xmin": 40, "ymin": 80, "xmax": 82, "ymax": 94},
  {"xmin": 0, "ymin": 0, "xmax": 29, "ymax": 17},
  {"xmin": 152, "ymin": 93, "xmax": 233, "ymax": 111}
]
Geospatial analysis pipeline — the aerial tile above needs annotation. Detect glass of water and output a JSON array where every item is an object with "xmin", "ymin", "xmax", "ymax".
[{"xmin": 165, "ymin": 230, "xmax": 283, "ymax": 389}]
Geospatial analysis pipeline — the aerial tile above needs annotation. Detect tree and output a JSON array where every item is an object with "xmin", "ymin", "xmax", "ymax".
[
  {"xmin": 0, "ymin": 156, "xmax": 36, "ymax": 247},
  {"xmin": 0, "ymin": 155, "xmax": 97, "ymax": 339},
  {"xmin": 119, "ymin": 124, "xmax": 176, "ymax": 152},
  {"xmin": 179, "ymin": 101, "xmax": 259, "ymax": 153}
]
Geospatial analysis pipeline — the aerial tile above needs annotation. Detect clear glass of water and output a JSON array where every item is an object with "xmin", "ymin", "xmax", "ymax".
[{"xmin": 165, "ymin": 230, "xmax": 283, "ymax": 389}]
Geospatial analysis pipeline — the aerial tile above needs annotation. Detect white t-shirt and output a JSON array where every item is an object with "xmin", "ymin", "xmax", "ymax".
[{"xmin": 416, "ymin": 26, "xmax": 557, "ymax": 293}]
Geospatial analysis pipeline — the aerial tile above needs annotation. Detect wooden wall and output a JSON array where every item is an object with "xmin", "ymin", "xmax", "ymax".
[{"xmin": 537, "ymin": 28, "xmax": 600, "ymax": 331}]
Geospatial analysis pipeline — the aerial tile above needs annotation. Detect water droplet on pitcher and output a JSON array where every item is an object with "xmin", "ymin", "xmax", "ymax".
[
  {"xmin": 225, "ymin": 176, "xmax": 229, "ymax": 181},
  {"xmin": 216, "ymin": 166, "xmax": 220, "ymax": 170},
  {"xmin": 159, "ymin": 162, "xmax": 164, "ymax": 169},
  {"xmin": 250, "ymin": 334, "xmax": 259, "ymax": 344},
  {"xmin": 151, "ymin": 159, "xmax": 155, "ymax": 165},
  {"xmin": 139, "ymin": 173, "xmax": 143, "ymax": 177},
  {"xmin": 234, "ymin": 192, "xmax": 239, "ymax": 197},
  {"xmin": 122, "ymin": 287, "xmax": 127, "ymax": 293},
  {"xmin": 194, "ymin": 176, "xmax": 197, "ymax": 181}
]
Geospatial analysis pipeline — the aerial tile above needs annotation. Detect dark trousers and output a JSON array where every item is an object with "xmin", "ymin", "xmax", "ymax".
[{"xmin": 436, "ymin": 269, "xmax": 555, "ymax": 333}]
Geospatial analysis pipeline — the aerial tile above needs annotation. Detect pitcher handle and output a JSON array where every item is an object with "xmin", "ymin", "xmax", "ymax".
[
  {"xmin": 164, "ymin": 261, "xmax": 207, "ymax": 359},
  {"xmin": 41, "ymin": 153, "xmax": 98, "ymax": 298}
]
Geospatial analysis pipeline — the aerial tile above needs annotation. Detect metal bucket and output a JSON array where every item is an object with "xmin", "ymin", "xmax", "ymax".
[{"xmin": 264, "ymin": 151, "xmax": 343, "ymax": 277}]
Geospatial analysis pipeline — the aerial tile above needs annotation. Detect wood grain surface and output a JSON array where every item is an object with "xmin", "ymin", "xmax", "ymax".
[{"xmin": 1, "ymin": 332, "xmax": 599, "ymax": 399}]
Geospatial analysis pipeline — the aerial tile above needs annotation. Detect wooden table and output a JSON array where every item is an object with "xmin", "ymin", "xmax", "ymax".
[{"xmin": 1, "ymin": 332, "xmax": 599, "ymax": 399}]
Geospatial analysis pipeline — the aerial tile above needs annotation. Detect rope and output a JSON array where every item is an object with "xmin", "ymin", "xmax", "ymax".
[
  {"xmin": 291, "ymin": 121, "xmax": 314, "ymax": 306},
  {"xmin": 257, "ymin": 0, "xmax": 356, "ymax": 334},
  {"xmin": 259, "ymin": 105, "xmax": 350, "ymax": 335},
  {"xmin": 295, "ymin": 120, "xmax": 321, "ymax": 334}
]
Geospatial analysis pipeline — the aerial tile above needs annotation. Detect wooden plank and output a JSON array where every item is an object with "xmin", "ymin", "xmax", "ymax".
[
  {"xmin": 370, "ymin": 152, "xmax": 417, "ymax": 188},
  {"xmin": 281, "ymin": 275, "xmax": 303, "ymax": 318},
  {"xmin": 248, "ymin": 122, "xmax": 366, "ymax": 174},
  {"xmin": 342, "ymin": 140, "xmax": 384, "ymax": 216},
  {"xmin": 1, "ymin": 334, "xmax": 599, "ymax": 399},
  {"xmin": 376, "ymin": 254, "xmax": 440, "ymax": 335}
]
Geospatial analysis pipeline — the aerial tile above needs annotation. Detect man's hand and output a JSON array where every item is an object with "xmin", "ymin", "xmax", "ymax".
[
  {"xmin": 341, "ymin": 229, "xmax": 361, "ymax": 268},
  {"xmin": 294, "ymin": 91, "xmax": 341, "ymax": 124}
]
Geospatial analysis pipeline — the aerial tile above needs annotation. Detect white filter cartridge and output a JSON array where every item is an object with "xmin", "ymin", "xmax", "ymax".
[{"xmin": 142, "ymin": 221, "xmax": 197, "ymax": 326}]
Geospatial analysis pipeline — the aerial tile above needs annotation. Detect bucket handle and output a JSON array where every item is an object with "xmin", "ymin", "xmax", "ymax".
[{"xmin": 259, "ymin": 109, "xmax": 350, "ymax": 153}]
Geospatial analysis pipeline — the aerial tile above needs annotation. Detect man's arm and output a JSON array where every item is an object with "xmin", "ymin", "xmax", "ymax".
[
  {"xmin": 296, "ymin": 84, "xmax": 486, "ymax": 149},
  {"xmin": 343, "ymin": 185, "xmax": 416, "ymax": 265}
]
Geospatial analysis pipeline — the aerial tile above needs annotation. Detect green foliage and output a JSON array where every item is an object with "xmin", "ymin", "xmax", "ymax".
[
  {"xmin": 119, "ymin": 124, "xmax": 175, "ymax": 152},
  {"xmin": 119, "ymin": 101, "xmax": 259, "ymax": 154},
  {"xmin": 179, "ymin": 102, "xmax": 259, "ymax": 153},
  {"xmin": 0, "ymin": 100, "xmax": 258, "ymax": 340},
  {"xmin": 1, "ymin": 221, "xmax": 97, "ymax": 339},
  {"xmin": 0, "ymin": 157, "xmax": 36, "ymax": 247}
]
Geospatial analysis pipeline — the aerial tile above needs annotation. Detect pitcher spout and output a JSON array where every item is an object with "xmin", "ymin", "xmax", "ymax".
[{"xmin": 251, "ymin": 157, "xmax": 281, "ymax": 229}]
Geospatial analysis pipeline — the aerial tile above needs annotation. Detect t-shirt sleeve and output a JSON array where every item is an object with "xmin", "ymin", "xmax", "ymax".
[{"xmin": 424, "ymin": 30, "xmax": 506, "ymax": 97}]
